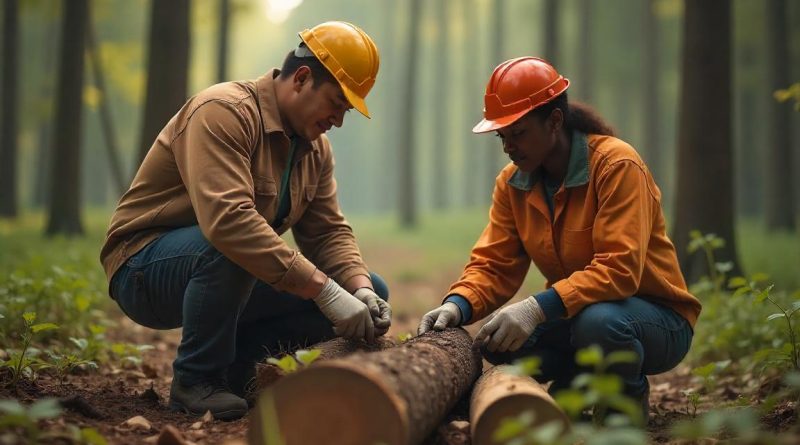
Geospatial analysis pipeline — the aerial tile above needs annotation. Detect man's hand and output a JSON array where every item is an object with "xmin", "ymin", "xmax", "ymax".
[
  {"xmin": 313, "ymin": 279, "xmax": 375, "ymax": 342},
  {"xmin": 353, "ymin": 288, "xmax": 392, "ymax": 336},
  {"xmin": 417, "ymin": 302, "xmax": 462, "ymax": 335},
  {"xmin": 474, "ymin": 297, "xmax": 545, "ymax": 353}
]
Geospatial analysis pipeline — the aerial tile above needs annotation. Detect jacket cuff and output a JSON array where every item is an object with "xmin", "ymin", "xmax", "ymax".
[
  {"xmin": 533, "ymin": 288, "xmax": 566, "ymax": 321},
  {"xmin": 273, "ymin": 253, "xmax": 318, "ymax": 297},
  {"xmin": 444, "ymin": 294, "xmax": 472, "ymax": 324}
]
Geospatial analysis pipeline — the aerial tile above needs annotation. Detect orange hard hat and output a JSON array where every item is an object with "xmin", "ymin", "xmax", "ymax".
[
  {"xmin": 473, "ymin": 57, "xmax": 570, "ymax": 133},
  {"xmin": 299, "ymin": 21, "xmax": 380, "ymax": 118}
]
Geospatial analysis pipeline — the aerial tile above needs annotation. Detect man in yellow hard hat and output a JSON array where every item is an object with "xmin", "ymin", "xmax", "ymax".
[{"xmin": 100, "ymin": 21, "xmax": 388, "ymax": 420}]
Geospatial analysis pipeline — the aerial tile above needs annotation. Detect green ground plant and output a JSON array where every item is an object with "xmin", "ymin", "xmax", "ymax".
[
  {"xmin": 0, "ymin": 398, "xmax": 107, "ymax": 444},
  {"xmin": 1, "ymin": 312, "xmax": 58, "ymax": 387},
  {"xmin": 266, "ymin": 349, "xmax": 322, "ymax": 373}
]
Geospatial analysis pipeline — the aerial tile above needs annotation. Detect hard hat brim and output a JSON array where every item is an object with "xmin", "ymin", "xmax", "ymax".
[
  {"xmin": 341, "ymin": 83, "xmax": 371, "ymax": 119},
  {"xmin": 472, "ymin": 108, "xmax": 529, "ymax": 134}
]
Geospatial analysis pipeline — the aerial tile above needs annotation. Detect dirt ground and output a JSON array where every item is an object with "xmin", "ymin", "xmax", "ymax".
[{"xmin": 2, "ymin": 268, "xmax": 798, "ymax": 444}]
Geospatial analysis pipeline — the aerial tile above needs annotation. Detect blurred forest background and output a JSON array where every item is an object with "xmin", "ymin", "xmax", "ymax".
[{"xmin": 0, "ymin": 0, "xmax": 799, "ymax": 279}]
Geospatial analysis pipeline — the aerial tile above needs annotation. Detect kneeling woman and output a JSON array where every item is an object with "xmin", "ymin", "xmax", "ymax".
[{"xmin": 418, "ymin": 57, "xmax": 700, "ymax": 423}]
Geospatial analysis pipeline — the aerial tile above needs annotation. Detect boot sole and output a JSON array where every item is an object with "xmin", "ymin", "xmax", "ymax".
[{"xmin": 168, "ymin": 400, "xmax": 248, "ymax": 421}]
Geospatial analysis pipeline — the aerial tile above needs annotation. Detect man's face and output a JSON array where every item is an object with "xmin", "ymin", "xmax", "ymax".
[
  {"xmin": 287, "ymin": 67, "xmax": 352, "ymax": 141},
  {"xmin": 494, "ymin": 111, "xmax": 560, "ymax": 173}
]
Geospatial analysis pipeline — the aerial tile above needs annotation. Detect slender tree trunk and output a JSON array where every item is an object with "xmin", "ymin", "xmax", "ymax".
[
  {"xmin": 33, "ymin": 24, "xmax": 58, "ymax": 209},
  {"xmin": 642, "ymin": 0, "xmax": 661, "ymax": 179},
  {"xmin": 86, "ymin": 9, "xmax": 127, "ymax": 197},
  {"xmin": 135, "ymin": 0, "xmax": 190, "ymax": 171},
  {"xmin": 251, "ymin": 329, "xmax": 480, "ymax": 445},
  {"xmin": 432, "ymin": 0, "xmax": 450, "ymax": 210},
  {"xmin": 46, "ymin": 0, "xmax": 89, "ymax": 236},
  {"xmin": 399, "ymin": 0, "xmax": 421, "ymax": 228},
  {"xmin": 0, "ymin": 0, "xmax": 19, "ymax": 218},
  {"xmin": 217, "ymin": 0, "xmax": 229, "ymax": 83},
  {"xmin": 543, "ymin": 0, "xmax": 558, "ymax": 65},
  {"xmin": 576, "ymin": 0, "xmax": 593, "ymax": 102},
  {"xmin": 737, "ymin": 87, "xmax": 761, "ymax": 217},
  {"xmin": 672, "ymin": 0, "xmax": 740, "ymax": 281},
  {"xmin": 764, "ymin": 0, "xmax": 795, "ymax": 231}
]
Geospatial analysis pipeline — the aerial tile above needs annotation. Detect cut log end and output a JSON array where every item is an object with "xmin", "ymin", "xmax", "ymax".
[
  {"xmin": 470, "ymin": 366, "xmax": 570, "ymax": 444},
  {"xmin": 250, "ymin": 363, "xmax": 407, "ymax": 445}
]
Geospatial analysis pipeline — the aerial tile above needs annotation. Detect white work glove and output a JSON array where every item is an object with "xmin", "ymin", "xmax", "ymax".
[
  {"xmin": 417, "ymin": 302, "xmax": 462, "ymax": 335},
  {"xmin": 475, "ymin": 296, "xmax": 545, "ymax": 353},
  {"xmin": 313, "ymin": 278, "xmax": 375, "ymax": 342},
  {"xmin": 353, "ymin": 288, "xmax": 392, "ymax": 336}
]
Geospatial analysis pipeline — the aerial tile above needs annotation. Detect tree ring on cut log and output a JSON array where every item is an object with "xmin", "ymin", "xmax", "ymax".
[{"xmin": 252, "ymin": 360, "xmax": 408, "ymax": 445}]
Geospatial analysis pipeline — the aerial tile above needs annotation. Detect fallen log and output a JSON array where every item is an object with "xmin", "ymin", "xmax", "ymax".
[
  {"xmin": 249, "ymin": 328, "xmax": 481, "ymax": 445},
  {"xmin": 253, "ymin": 336, "xmax": 399, "ymax": 390},
  {"xmin": 470, "ymin": 366, "xmax": 570, "ymax": 444}
]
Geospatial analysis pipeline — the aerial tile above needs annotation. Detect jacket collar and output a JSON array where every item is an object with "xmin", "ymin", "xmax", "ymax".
[
  {"xmin": 255, "ymin": 69, "xmax": 318, "ymax": 154},
  {"xmin": 507, "ymin": 130, "xmax": 590, "ymax": 191}
]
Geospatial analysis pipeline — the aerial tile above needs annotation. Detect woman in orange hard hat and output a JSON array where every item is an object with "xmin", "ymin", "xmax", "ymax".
[{"xmin": 418, "ymin": 57, "xmax": 701, "ymax": 424}]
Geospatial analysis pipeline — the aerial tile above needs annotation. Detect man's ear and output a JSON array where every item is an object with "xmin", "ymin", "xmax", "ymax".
[{"xmin": 292, "ymin": 66, "xmax": 312, "ymax": 92}]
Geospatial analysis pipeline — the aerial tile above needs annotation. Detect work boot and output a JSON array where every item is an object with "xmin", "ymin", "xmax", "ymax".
[
  {"xmin": 168, "ymin": 377, "xmax": 248, "ymax": 421},
  {"xmin": 227, "ymin": 360, "xmax": 258, "ymax": 408}
]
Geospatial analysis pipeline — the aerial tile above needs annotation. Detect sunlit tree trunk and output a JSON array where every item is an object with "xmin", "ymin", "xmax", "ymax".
[
  {"xmin": 764, "ymin": 0, "xmax": 795, "ymax": 231},
  {"xmin": 135, "ymin": 0, "xmax": 190, "ymax": 171},
  {"xmin": 432, "ymin": 0, "xmax": 450, "ymax": 210},
  {"xmin": 462, "ymin": 0, "xmax": 481, "ymax": 207},
  {"xmin": 33, "ymin": 25, "xmax": 57, "ymax": 209},
  {"xmin": 0, "ymin": 0, "xmax": 19, "ymax": 218},
  {"xmin": 217, "ymin": 0, "xmax": 229, "ymax": 83},
  {"xmin": 46, "ymin": 0, "xmax": 88, "ymax": 236},
  {"xmin": 398, "ymin": 0, "xmax": 421, "ymax": 228},
  {"xmin": 672, "ymin": 0, "xmax": 740, "ymax": 281}
]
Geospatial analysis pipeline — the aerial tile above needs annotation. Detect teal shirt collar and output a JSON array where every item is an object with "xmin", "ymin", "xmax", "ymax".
[{"xmin": 507, "ymin": 131, "xmax": 590, "ymax": 191}]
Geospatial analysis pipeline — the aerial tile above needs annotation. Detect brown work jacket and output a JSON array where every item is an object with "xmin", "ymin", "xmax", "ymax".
[{"xmin": 100, "ymin": 69, "xmax": 369, "ymax": 296}]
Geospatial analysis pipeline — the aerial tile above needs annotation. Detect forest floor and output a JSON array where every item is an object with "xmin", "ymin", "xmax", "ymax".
[{"xmin": 4, "ymin": 287, "xmax": 798, "ymax": 445}]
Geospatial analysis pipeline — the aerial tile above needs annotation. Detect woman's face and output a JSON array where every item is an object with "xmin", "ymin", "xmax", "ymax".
[{"xmin": 495, "ymin": 110, "xmax": 561, "ymax": 173}]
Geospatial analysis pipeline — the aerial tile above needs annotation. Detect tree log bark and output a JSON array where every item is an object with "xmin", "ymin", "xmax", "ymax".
[
  {"xmin": 253, "ymin": 336, "xmax": 399, "ymax": 390},
  {"xmin": 470, "ymin": 366, "xmax": 569, "ymax": 444},
  {"xmin": 249, "ymin": 328, "xmax": 481, "ymax": 445}
]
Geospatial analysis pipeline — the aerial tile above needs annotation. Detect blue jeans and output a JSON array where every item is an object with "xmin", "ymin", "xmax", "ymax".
[
  {"xmin": 110, "ymin": 225, "xmax": 389, "ymax": 385},
  {"xmin": 482, "ymin": 297, "xmax": 693, "ymax": 403}
]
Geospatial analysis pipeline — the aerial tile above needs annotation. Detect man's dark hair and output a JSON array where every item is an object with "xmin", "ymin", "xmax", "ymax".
[{"xmin": 279, "ymin": 43, "xmax": 337, "ymax": 89}]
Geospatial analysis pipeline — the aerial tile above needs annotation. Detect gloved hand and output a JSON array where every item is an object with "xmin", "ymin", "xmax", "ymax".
[
  {"xmin": 474, "ymin": 296, "xmax": 545, "ymax": 353},
  {"xmin": 353, "ymin": 288, "xmax": 392, "ymax": 336},
  {"xmin": 417, "ymin": 302, "xmax": 462, "ymax": 335},
  {"xmin": 313, "ymin": 278, "xmax": 375, "ymax": 342}
]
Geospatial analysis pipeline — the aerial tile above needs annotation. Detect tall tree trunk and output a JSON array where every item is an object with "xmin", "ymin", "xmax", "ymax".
[
  {"xmin": 764, "ymin": 0, "xmax": 795, "ymax": 231},
  {"xmin": 0, "ymin": 0, "xmax": 19, "ymax": 218},
  {"xmin": 642, "ymin": 0, "xmax": 661, "ymax": 180},
  {"xmin": 432, "ymin": 0, "xmax": 450, "ymax": 210},
  {"xmin": 398, "ymin": 0, "xmax": 421, "ymax": 228},
  {"xmin": 543, "ymin": 0, "xmax": 558, "ymax": 65},
  {"xmin": 576, "ymin": 0, "xmax": 593, "ymax": 102},
  {"xmin": 86, "ymin": 9, "xmax": 127, "ymax": 197},
  {"xmin": 217, "ymin": 0, "xmax": 229, "ymax": 83},
  {"xmin": 672, "ymin": 0, "xmax": 740, "ymax": 282},
  {"xmin": 135, "ymin": 0, "xmax": 190, "ymax": 171},
  {"xmin": 46, "ymin": 0, "xmax": 89, "ymax": 236},
  {"xmin": 737, "ymin": 87, "xmax": 761, "ymax": 217}
]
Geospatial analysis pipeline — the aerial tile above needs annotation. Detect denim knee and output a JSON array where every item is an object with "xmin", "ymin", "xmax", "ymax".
[
  {"xmin": 570, "ymin": 303, "xmax": 635, "ymax": 351},
  {"xmin": 369, "ymin": 272, "xmax": 389, "ymax": 301}
]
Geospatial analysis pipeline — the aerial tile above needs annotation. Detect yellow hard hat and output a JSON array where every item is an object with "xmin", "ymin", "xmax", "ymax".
[{"xmin": 299, "ymin": 21, "xmax": 380, "ymax": 118}]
